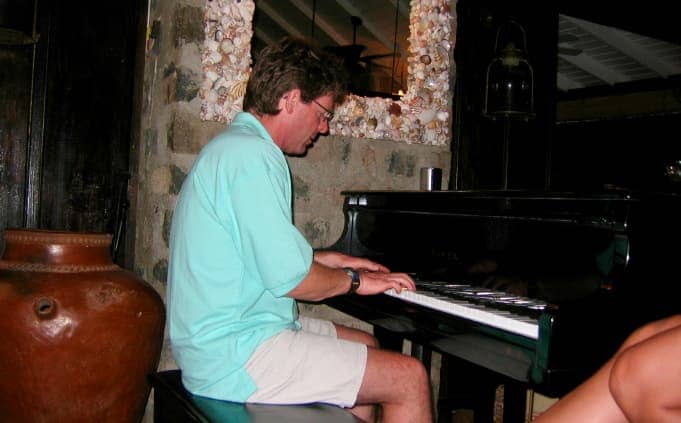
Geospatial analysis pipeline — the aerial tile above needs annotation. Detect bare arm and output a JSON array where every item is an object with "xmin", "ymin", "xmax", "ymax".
[
  {"xmin": 312, "ymin": 250, "xmax": 390, "ymax": 272},
  {"xmin": 286, "ymin": 253, "xmax": 415, "ymax": 302}
]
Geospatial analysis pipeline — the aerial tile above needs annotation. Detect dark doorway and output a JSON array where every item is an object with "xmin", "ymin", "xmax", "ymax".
[{"xmin": 0, "ymin": 0, "xmax": 141, "ymax": 263}]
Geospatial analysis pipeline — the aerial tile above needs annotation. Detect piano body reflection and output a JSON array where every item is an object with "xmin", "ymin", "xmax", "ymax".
[{"xmin": 324, "ymin": 190, "xmax": 681, "ymax": 420}]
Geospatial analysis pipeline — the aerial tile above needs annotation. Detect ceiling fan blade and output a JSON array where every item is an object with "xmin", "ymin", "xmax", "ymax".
[
  {"xmin": 325, "ymin": 44, "xmax": 367, "ymax": 60},
  {"xmin": 360, "ymin": 52, "xmax": 401, "ymax": 62}
]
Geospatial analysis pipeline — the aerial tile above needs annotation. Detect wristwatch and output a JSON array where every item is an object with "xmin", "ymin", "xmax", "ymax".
[{"xmin": 343, "ymin": 268, "xmax": 361, "ymax": 294}]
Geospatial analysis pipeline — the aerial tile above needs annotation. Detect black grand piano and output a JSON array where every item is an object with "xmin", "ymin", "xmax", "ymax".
[{"xmin": 324, "ymin": 190, "xmax": 681, "ymax": 422}]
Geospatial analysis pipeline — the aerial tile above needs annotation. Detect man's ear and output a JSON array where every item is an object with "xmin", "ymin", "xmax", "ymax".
[{"xmin": 279, "ymin": 88, "xmax": 301, "ymax": 114}]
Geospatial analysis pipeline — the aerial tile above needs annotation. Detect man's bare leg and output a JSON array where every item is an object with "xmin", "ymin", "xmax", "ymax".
[
  {"xmin": 356, "ymin": 347, "xmax": 432, "ymax": 422},
  {"xmin": 335, "ymin": 324, "xmax": 379, "ymax": 422},
  {"xmin": 334, "ymin": 323, "xmax": 432, "ymax": 422},
  {"xmin": 335, "ymin": 324, "xmax": 380, "ymax": 348}
]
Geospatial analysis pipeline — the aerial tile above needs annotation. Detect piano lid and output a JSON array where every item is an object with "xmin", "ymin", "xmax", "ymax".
[
  {"xmin": 333, "ymin": 190, "xmax": 648, "ymax": 305},
  {"xmin": 342, "ymin": 190, "xmax": 636, "ymax": 227}
]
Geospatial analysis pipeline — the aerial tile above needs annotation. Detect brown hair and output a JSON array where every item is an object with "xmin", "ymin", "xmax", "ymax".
[{"xmin": 243, "ymin": 37, "xmax": 348, "ymax": 115}]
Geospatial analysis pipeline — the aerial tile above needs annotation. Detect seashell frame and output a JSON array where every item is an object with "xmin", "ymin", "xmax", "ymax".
[{"xmin": 200, "ymin": 0, "xmax": 456, "ymax": 146}]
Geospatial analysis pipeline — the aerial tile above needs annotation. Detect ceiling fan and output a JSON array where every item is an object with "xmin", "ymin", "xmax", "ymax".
[{"xmin": 323, "ymin": 16, "xmax": 399, "ymax": 72}]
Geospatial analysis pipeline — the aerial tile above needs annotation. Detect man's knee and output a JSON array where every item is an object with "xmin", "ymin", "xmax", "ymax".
[
  {"xmin": 398, "ymin": 354, "xmax": 430, "ymax": 387},
  {"xmin": 365, "ymin": 349, "xmax": 430, "ymax": 390}
]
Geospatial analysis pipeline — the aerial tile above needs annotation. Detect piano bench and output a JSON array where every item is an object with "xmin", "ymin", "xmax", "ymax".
[{"xmin": 149, "ymin": 370, "xmax": 361, "ymax": 422}]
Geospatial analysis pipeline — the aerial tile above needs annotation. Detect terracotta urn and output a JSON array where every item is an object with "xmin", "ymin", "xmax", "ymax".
[{"xmin": 0, "ymin": 229, "xmax": 165, "ymax": 422}]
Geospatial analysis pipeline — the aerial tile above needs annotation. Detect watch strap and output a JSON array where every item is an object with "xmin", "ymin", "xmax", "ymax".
[{"xmin": 343, "ymin": 267, "xmax": 361, "ymax": 294}]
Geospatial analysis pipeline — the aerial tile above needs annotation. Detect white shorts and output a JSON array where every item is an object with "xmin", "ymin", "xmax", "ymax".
[{"xmin": 244, "ymin": 316, "xmax": 368, "ymax": 408}]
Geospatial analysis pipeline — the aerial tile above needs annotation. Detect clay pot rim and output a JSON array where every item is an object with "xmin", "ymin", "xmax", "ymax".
[{"xmin": 3, "ymin": 229, "xmax": 112, "ymax": 246}]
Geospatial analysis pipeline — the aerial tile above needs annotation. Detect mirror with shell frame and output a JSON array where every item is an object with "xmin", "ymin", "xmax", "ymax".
[
  {"xmin": 252, "ymin": 1, "xmax": 411, "ymax": 101},
  {"xmin": 200, "ymin": 0, "xmax": 455, "ymax": 146}
]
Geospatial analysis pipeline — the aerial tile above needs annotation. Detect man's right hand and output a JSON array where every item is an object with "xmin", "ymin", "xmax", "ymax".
[{"xmin": 354, "ymin": 271, "xmax": 415, "ymax": 296}]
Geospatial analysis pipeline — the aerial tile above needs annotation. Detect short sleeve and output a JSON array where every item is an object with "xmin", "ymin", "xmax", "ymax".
[{"xmin": 222, "ymin": 147, "xmax": 312, "ymax": 296}]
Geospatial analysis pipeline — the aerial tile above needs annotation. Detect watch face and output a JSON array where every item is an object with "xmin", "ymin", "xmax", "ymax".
[
  {"xmin": 351, "ymin": 270, "xmax": 360, "ymax": 282},
  {"xmin": 343, "ymin": 268, "xmax": 356, "ymax": 279},
  {"xmin": 343, "ymin": 268, "xmax": 360, "ymax": 293}
]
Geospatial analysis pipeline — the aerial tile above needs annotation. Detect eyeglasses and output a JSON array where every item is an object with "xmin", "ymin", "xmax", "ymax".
[{"xmin": 312, "ymin": 99, "xmax": 334, "ymax": 122}]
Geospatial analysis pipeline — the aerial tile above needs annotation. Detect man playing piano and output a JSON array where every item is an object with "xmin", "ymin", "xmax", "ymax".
[
  {"xmin": 167, "ymin": 37, "xmax": 433, "ymax": 423},
  {"xmin": 535, "ymin": 314, "xmax": 681, "ymax": 422}
]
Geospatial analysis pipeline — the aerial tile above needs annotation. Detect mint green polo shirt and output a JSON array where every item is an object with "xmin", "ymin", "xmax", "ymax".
[{"xmin": 168, "ymin": 112, "xmax": 313, "ymax": 402}]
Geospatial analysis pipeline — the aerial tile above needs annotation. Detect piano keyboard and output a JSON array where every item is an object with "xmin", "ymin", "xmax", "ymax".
[{"xmin": 384, "ymin": 282, "xmax": 547, "ymax": 340}]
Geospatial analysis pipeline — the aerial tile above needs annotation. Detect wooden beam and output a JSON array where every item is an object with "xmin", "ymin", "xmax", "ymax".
[
  {"xmin": 564, "ymin": 15, "xmax": 678, "ymax": 78},
  {"xmin": 287, "ymin": 0, "xmax": 350, "ymax": 45},
  {"xmin": 257, "ymin": 1, "xmax": 307, "ymax": 41}
]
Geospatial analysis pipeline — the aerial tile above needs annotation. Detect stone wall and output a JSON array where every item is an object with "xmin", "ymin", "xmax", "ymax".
[{"xmin": 133, "ymin": 0, "xmax": 452, "ymax": 419}]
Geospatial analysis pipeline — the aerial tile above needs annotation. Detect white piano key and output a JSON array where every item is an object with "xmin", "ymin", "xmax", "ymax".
[{"xmin": 384, "ymin": 288, "xmax": 539, "ymax": 339}]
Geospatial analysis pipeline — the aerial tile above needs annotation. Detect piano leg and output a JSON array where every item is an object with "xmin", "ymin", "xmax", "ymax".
[
  {"xmin": 502, "ymin": 380, "xmax": 526, "ymax": 422},
  {"xmin": 373, "ymin": 326, "xmax": 404, "ymax": 353},
  {"xmin": 438, "ymin": 355, "xmax": 526, "ymax": 423},
  {"xmin": 411, "ymin": 343, "xmax": 433, "ymax": 375}
]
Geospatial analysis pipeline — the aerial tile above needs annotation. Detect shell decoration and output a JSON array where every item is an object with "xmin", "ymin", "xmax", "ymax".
[
  {"xmin": 200, "ymin": 0, "xmax": 456, "ymax": 146},
  {"xmin": 200, "ymin": 0, "xmax": 255, "ymax": 123},
  {"xmin": 330, "ymin": 0, "xmax": 455, "ymax": 145}
]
